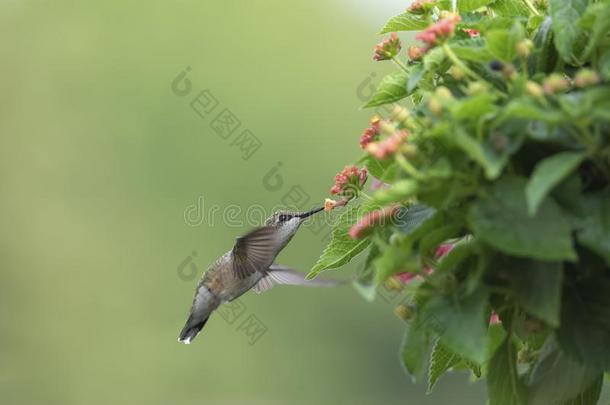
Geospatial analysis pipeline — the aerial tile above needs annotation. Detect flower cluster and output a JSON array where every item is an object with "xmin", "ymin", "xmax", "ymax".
[
  {"xmin": 373, "ymin": 32, "xmax": 401, "ymax": 61},
  {"xmin": 407, "ymin": 45, "xmax": 427, "ymax": 61},
  {"xmin": 407, "ymin": 0, "xmax": 435, "ymax": 13},
  {"xmin": 330, "ymin": 166, "xmax": 368, "ymax": 198},
  {"xmin": 415, "ymin": 14, "xmax": 461, "ymax": 46},
  {"xmin": 348, "ymin": 204, "xmax": 400, "ymax": 239},
  {"xmin": 359, "ymin": 116, "xmax": 381, "ymax": 149},
  {"xmin": 542, "ymin": 73, "xmax": 569, "ymax": 94},
  {"xmin": 365, "ymin": 130, "xmax": 408, "ymax": 159}
]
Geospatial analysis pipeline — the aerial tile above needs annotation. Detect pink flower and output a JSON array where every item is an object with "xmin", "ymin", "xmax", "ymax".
[
  {"xmin": 330, "ymin": 166, "xmax": 368, "ymax": 199},
  {"xmin": 435, "ymin": 244, "xmax": 453, "ymax": 258},
  {"xmin": 373, "ymin": 33, "xmax": 402, "ymax": 61},
  {"xmin": 365, "ymin": 130, "xmax": 408, "ymax": 159},
  {"xmin": 359, "ymin": 117, "xmax": 381, "ymax": 149},
  {"xmin": 462, "ymin": 28, "xmax": 480, "ymax": 38},
  {"xmin": 407, "ymin": 0, "xmax": 435, "ymax": 13},
  {"xmin": 415, "ymin": 14, "xmax": 461, "ymax": 47},
  {"xmin": 489, "ymin": 313, "xmax": 501, "ymax": 325},
  {"xmin": 407, "ymin": 45, "xmax": 428, "ymax": 60}
]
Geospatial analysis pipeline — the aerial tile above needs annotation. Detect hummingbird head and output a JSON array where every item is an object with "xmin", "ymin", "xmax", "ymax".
[{"xmin": 264, "ymin": 206, "xmax": 324, "ymax": 251}]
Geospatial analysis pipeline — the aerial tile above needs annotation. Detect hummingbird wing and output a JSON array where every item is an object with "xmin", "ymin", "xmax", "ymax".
[
  {"xmin": 251, "ymin": 264, "xmax": 340, "ymax": 294},
  {"xmin": 231, "ymin": 226, "xmax": 278, "ymax": 280}
]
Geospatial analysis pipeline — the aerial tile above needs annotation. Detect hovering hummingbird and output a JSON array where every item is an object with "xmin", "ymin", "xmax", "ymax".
[{"xmin": 178, "ymin": 206, "xmax": 335, "ymax": 344}]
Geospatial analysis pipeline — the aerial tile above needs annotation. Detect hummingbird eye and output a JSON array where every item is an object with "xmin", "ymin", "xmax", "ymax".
[{"xmin": 278, "ymin": 214, "xmax": 292, "ymax": 222}]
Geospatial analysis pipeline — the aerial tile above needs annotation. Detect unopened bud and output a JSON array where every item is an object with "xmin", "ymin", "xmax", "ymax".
[
  {"xmin": 574, "ymin": 69, "xmax": 600, "ymax": 88},
  {"xmin": 543, "ymin": 73, "xmax": 569, "ymax": 94},
  {"xmin": 428, "ymin": 97, "xmax": 442, "ymax": 115},
  {"xmin": 448, "ymin": 65, "xmax": 465, "ymax": 81},
  {"xmin": 515, "ymin": 39, "xmax": 533, "ymax": 59},
  {"xmin": 391, "ymin": 105, "xmax": 410, "ymax": 124},
  {"xmin": 385, "ymin": 277, "xmax": 403, "ymax": 292},
  {"xmin": 525, "ymin": 80, "xmax": 544, "ymax": 98},
  {"xmin": 394, "ymin": 304, "xmax": 415, "ymax": 320},
  {"xmin": 502, "ymin": 64, "xmax": 517, "ymax": 81},
  {"xmin": 435, "ymin": 86, "xmax": 453, "ymax": 100},
  {"xmin": 380, "ymin": 119, "xmax": 397, "ymax": 135},
  {"xmin": 467, "ymin": 81, "xmax": 486, "ymax": 95}
]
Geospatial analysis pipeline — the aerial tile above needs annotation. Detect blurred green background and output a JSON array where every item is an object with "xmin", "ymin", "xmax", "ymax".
[{"xmin": 0, "ymin": 1, "xmax": 486, "ymax": 404}]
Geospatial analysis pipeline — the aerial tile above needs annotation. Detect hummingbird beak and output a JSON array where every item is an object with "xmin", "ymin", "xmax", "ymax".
[{"xmin": 296, "ymin": 206, "xmax": 324, "ymax": 219}]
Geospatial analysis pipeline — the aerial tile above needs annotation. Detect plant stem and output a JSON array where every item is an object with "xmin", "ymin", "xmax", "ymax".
[
  {"xmin": 392, "ymin": 56, "xmax": 409, "ymax": 73},
  {"xmin": 441, "ymin": 42, "xmax": 485, "ymax": 82},
  {"xmin": 522, "ymin": 0, "xmax": 540, "ymax": 16}
]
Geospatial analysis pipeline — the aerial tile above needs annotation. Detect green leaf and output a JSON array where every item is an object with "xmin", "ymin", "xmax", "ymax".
[
  {"xmin": 578, "ymin": 1, "xmax": 610, "ymax": 60},
  {"xmin": 557, "ymin": 274, "xmax": 610, "ymax": 370},
  {"xmin": 487, "ymin": 30, "xmax": 517, "ymax": 62},
  {"xmin": 372, "ymin": 179, "xmax": 418, "ymax": 205},
  {"xmin": 502, "ymin": 257, "xmax": 563, "ymax": 327},
  {"xmin": 561, "ymin": 375, "xmax": 603, "ymax": 405},
  {"xmin": 451, "ymin": 38, "xmax": 495, "ymax": 62},
  {"xmin": 353, "ymin": 245, "xmax": 380, "ymax": 302},
  {"xmin": 379, "ymin": 12, "xmax": 428, "ymax": 33},
  {"xmin": 362, "ymin": 71, "xmax": 408, "ymax": 108},
  {"xmin": 528, "ymin": 337, "xmax": 603, "ymax": 405},
  {"xmin": 453, "ymin": 128, "xmax": 505, "ymax": 179},
  {"xmin": 459, "ymin": 0, "xmax": 494, "ymax": 12},
  {"xmin": 600, "ymin": 48, "xmax": 610, "ymax": 80},
  {"xmin": 400, "ymin": 321, "xmax": 431, "ymax": 381},
  {"xmin": 525, "ymin": 151, "xmax": 586, "ymax": 216},
  {"xmin": 451, "ymin": 92, "xmax": 498, "ymax": 120},
  {"xmin": 374, "ymin": 244, "xmax": 419, "ymax": 284},
  {"xmin": 489, "ymin": 0, "xmax": 530, "ymax": 17},
  {"xmin": 487, "ymin": 337, "xmax": 526, "ymax": 405},
  {"xmin": 550, "ymin": 0, "xmax": 588, "ymax": 62},
  {"xmin": 307, "ymin": 202, "xmax": 373, "ymax": 279},
  {"xmin": 420, "ymin": 286, "xmax": 489, "ymax": 363},
  {"xmin": 497, "ymin": 98, "xmax": 566, "ymax": 125},
  {"xmin": 361, "ymin": 154, "xmax": 397, "ymax": 183},
  {"xmin": 427, "ymin": 339, "xmax": 461, "ymax": 393},
  {"xmin": 576, "ymin": 190, "xmax": 610, "ymax": 265},
  {"xmin": 487, "ymin": 23, "xmax": 524, "ymax": 63},
  {"xmin": 467, "ymin": 176, "xmax": 577, "ymax": 261},
  {"xmin": 394, "ymin": 204, "xmax": 436, "ymax": 235},
  {"xmin": 407, "ymin": 63, "xmax": 425, "ymax": 93}
]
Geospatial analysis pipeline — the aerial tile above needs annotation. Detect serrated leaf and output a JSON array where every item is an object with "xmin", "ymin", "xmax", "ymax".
[
  {"xmin": 528, "ymin": 337, "xmax": 603, "ymax": 405},
  {"xmin": 379, "ymin": 12, "xmax": 428, "ymax": 33},
  {"xmin": 307, "ymin": 202, "xmax": 373, "ymax": 279},
  {"xmin": 400, "ymin": 321, "xmax": 431, "ymax": 381},
  {"xmin": 363, "ymin": 71, "xmax": 408, "ymax": 108},
  {"xmin": 489, "ymin": 0, "xmax": 530, "ymax": 17},
  {"xmin": 420, "ymin": 286, "xmax": 489, "ymax": 364},
  {"xmin": 487, "ymin": 337, "xmax": 526, "ymax": 405},
  {"xmin": 428, "ymin": 339, "xmax": 461, "ymax": 393},
  {"xmin": 459, "ymin": 0, "xmax": 495, "ymax": 12},
  {"xmin": 557, "ymin": 274, "xmax": 610, "ymax": 370},
  {"xmin": 501, "ymin": 257, "xmax": 563, "ymax": 327},
  {"xmin": 526, "ymin": 151, "xmax": 585, "ymax": 215},
  {"xmin": 467, "ymin": 176, "xmax": 577, "ymax": 261},
  {"xmin": 550, "ymin": 0, "xmax": 588, "ymax": 62}
]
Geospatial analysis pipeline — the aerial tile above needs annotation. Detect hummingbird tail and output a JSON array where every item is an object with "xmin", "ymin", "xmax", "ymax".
[{"xmin": 178, "ymin": 315, "xmax": 210, "ymax": 344}]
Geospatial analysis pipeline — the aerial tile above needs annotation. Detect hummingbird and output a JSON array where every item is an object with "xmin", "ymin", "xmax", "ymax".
[{"xmin": 178, "ymin": 206, "xmax": 335, "ymax": 344}]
